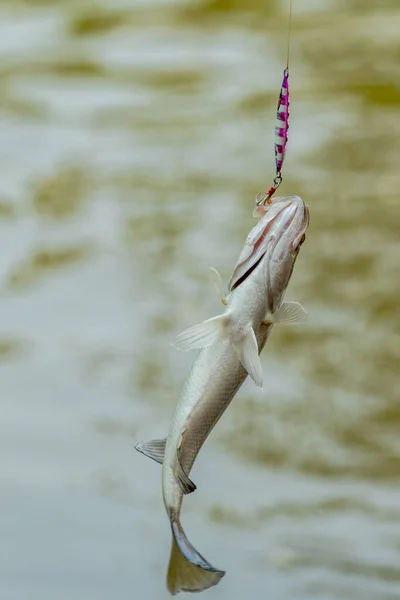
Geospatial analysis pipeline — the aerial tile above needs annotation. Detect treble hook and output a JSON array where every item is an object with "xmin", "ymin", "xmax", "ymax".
[{"xmin": 255, "ymin": 173, "xmax": 283, "ymax": 206}]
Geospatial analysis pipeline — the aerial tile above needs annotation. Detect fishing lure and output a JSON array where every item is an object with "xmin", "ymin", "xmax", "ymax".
[{"xmin": 256, "ymin": 0, "xmax": 293, "ymax": 207}]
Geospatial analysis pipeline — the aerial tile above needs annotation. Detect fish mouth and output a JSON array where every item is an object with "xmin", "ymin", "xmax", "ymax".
[
  {"xmin": 261, "ymin": 195, "xmax": 306, "ymax": 253},
  {"xmin": 268, "ymin": 195, "xmax": 309, "ymax": 252}
]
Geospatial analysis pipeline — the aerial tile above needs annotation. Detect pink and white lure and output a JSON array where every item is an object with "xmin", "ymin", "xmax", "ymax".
[
  {"xmin": 275, "ymin": 67, "xmax": 290, "ymax": 175},
  {"xmin": 256, "ymin": 1, "xmax": 293, "ymax": 208}
]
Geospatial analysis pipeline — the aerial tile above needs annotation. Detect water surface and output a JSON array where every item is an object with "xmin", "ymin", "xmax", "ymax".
[{"xmin": 1, "ymin": 1, "xmax": 400, "ymax": 599}]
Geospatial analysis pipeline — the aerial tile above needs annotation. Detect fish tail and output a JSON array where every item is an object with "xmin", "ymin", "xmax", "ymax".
[{"xmin": 167, "ymin": 518, "xmax": 225, "ymax": 595}]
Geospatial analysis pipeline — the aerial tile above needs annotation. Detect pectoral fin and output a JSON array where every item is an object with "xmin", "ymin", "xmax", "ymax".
[
  {"xmin": 174, "ymin": 449, "xmax": 196, "ymax": 495},
  {"xmin": 135, "ymin": 438, "xmax": 166, "ymax": 464},
  {"xmin": 172, "ymin": 314, "xmax": 228, "ymax": 351},
  {"xmin": 235, "ymin": 326, "xmax": 263, "ymax": 388},
  {"xmin": 264, "ymin": 301, "xmax": 308, "ymax": 325},
  {"xmin": 209, "ymin": 267, "xmax": 227, "ymax": 305}
]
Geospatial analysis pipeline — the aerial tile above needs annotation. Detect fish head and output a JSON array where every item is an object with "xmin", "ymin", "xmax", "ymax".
[
  {"xmin": 228, "ymin": 195, "xmax": 309, "ymax": 293},
  {"xmin": 265, "ymin": 194, "xmax": 309, "ymax": 309}
]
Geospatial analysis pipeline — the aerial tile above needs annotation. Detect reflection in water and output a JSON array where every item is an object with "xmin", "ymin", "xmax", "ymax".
[{"xmin": 1, "ymin": 0, "xmax": 400, "ymax": 599}]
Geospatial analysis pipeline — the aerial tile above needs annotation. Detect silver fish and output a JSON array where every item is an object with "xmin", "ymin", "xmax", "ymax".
[{"xmin": 135, "ymin": 194, "xmax": 309, "ymax": 595}]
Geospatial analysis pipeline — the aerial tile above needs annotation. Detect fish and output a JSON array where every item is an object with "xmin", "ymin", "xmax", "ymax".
[{"xmin": 135, "ymin": 194, "xmax": 309, "ymax": 595}]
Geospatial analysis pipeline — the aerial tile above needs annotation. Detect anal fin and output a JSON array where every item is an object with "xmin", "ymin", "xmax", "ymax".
[
  {"xmin": 135, "ymin": 438, "xmax": 166, "ymax": 464},
  {"xmin": 174, "ymin": 448, "xmax": 196, "ymax": 495}
]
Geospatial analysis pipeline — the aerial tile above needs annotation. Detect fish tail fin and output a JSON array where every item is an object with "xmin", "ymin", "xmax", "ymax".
[{"xmin": 167, "ymin": 518, "xmax": 225, "ymax": 595}]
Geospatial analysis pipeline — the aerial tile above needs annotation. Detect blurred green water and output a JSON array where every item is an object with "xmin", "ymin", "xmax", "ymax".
[{"xmin": 1, "ymin": 1, "xmax": 399, "ymax": 599}]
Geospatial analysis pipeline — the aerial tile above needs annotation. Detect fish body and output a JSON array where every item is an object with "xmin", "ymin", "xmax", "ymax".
[
  {"xmin": 162, "ymin": 323, "xmax": 273, "ymax": 594},
  {"xmin": 135, "ymin": 195, "xmax": 309, "ymax": 595}
]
